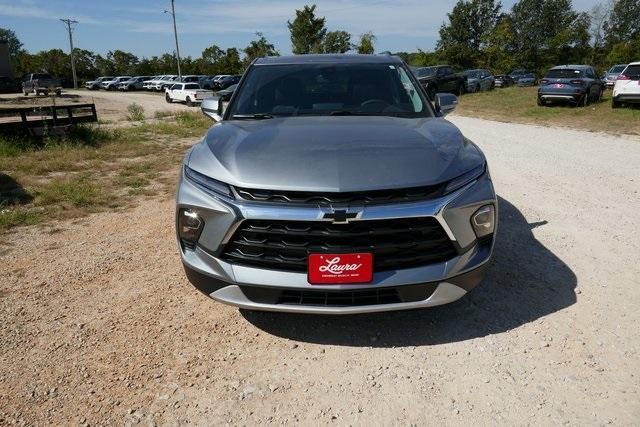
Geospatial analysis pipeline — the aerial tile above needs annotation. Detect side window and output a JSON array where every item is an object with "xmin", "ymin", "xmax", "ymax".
[{"xmin": 397, "ymin": 67, "xmax": 424, "ymax": 112}]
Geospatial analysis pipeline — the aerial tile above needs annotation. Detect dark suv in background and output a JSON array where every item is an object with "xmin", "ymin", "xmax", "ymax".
[
  {"xmin": 537, "ymin": 65, "xmax": 603, "ymax": 106},
  {"xmin": 411, "ymin": 65, "xmax": 466, "ymax": 98}
]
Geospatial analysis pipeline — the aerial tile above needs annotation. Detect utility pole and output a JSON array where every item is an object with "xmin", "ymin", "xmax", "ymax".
[
  {"xmin": 164, "ymin": 0, "xmax": 182, "ymax": 80},
  {"xmin": 60, "ymin": 18, "xmax": 78, "ymax": 89}
]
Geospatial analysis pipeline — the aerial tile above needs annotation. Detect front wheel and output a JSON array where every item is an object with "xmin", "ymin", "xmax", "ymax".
[{"xmin": 165, "ymin": 93, "xmax": 172, "ymax": 103}]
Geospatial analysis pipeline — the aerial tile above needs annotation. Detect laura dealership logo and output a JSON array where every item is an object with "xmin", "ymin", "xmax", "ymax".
[{"xmin": 318, "ymin": 256, "xmax": 363, "ymax": 275}]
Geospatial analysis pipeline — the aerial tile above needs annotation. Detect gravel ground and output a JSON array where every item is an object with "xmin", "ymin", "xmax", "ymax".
[{"xmin": 1, "ymin": 116, "xmax": 639, "ymax": 425}]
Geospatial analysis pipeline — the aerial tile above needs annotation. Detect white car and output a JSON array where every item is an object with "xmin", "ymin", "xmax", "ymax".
[
  {"xmin": 101, "ymin": 76, "xmax": 131, "ymax": 90},
  {"xmin": 143, "ymin": 75, "xmax": 163, "ymax": 90},
  {"xmin": 148, "ymin": 75, "xmax": 177, "ymax": 91},
  {"xmin": 612, "ymin": 62, "xmax": 640, "ymax": 108},
  {"xmin": 165, "ymin": 83, "xmax": 213, "ymax": 106}
]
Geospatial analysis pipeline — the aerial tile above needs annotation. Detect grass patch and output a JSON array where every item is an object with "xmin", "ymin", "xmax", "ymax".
[
  {"xmin": 0, "ymin": 205, "xmax": 41, "ymax": 229},
  {"xmin": 456, "ymin": 86, "xmax": 640, "ymax": 135},
  {"xmin": 126, "ymin": 103, "xmax": 145, "ymax": 121},
  {"xmin": 154, "ymin": 110, "xmax": 175, "ymax": 119}
]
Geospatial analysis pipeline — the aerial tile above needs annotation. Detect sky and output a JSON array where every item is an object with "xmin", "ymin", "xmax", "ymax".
[{"xmin": 1, "ymin": 0, "xmax": 602, "ymax": 58}]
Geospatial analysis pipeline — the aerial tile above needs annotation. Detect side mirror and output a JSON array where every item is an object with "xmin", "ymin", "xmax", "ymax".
[
  {"xmin": 201, "ymin": 96, "xmax": 223, "ymax": 121},
  {"xmin": 435, "ymin": 93, "xmax": 458, "ymax": 116}
]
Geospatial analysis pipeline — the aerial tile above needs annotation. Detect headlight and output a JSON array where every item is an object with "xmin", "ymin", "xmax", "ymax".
[
  {"xmin": 443, "ymin": 163, "xmax": 485, "ymax": 194},
  {"xmin": 184, "ymin": 165, "xmax": 233, "ymax": 198}
]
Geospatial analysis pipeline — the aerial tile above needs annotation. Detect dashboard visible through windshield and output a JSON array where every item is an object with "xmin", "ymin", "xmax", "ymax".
[{"xmin": 227, "ymin": 63, "xmax": 433, "ymax": 119}]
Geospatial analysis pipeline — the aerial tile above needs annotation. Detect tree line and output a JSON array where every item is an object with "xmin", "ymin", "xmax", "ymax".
[{"xmin": 1, "ymin": 0, "xmax": 638, "ymax": 84}]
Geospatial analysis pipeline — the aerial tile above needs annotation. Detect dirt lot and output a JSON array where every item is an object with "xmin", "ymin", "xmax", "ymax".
[
  {"xmin": 1, "ymin": 107, "xmax": 640, "ymax": 424},
  {"xmin": 0, "ymin": 89, "xmax": 195, "ymax": 122}
]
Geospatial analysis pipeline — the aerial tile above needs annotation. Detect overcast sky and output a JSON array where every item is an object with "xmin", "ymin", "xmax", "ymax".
[{"xmin": 1, "ymin": 0, "xmax": 603, "ymax": 57}]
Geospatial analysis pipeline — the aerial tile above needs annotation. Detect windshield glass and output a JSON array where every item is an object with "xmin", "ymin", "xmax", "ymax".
[
  {"xmin": 610, "ymin": 65, "xmax": 625, "ymax": 73},
  {"xmin": 413, "ymin": 67, "xmax": 435, "ymax": 78},
  {"xmin": 545, "ymin": 69, "xmax": 582, "ymax": 78},
  {"xmin": 229, "ymin": 63, "xmax": 431, "ymax": 118},
  {"xmin": 464, "ymin": 70, "xmax": 480, "ymax": 78}
]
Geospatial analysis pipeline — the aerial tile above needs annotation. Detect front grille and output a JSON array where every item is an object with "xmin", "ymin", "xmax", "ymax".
[
  {"xmin": 239, "ymin": 283, "xmax": 438, "ymax": 307},
  {"xmin": 220, "ymin": 217, "xmax": 457, "ymax": 272},
  {"xmin": 234, "ymin": 185, "xmax": 445, "ymax": 206}
]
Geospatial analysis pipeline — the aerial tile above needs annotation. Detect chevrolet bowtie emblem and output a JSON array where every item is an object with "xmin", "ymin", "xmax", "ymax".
[{"xmin": 324, "ymin": 210, "xmax": 358, "ymax": 224}]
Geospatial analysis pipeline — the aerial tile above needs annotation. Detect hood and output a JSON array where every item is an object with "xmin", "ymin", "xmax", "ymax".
[{"xmin": 188, "ymin": 116, "xmax": 484, "ymax": 192}]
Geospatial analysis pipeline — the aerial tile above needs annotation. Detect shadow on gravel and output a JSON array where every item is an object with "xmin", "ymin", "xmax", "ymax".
[
  {"xmin": 0, "ymin": 173, "xmax": 33, "ymax": 205},
  {"xmin": 241, "ymin": 196, "xmax": 577, "ymax": 347}
]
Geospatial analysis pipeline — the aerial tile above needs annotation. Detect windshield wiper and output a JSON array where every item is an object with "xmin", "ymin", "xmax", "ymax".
[{"xmin": 231, "ymin": 113, "xmax": 274, "ymax": 120}]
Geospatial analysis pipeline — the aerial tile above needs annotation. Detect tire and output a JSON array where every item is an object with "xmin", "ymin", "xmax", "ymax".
[
  {"xmin": 456, "ymin": 84, "xmax": 464, "ymax": 96},
  {"xmin": 55, "ymin": 90, "xmax": 61, "ymax": 96},
  {"xmin": 23, "ymin": 89, "xmax": 28, "ymax": 96},
  {"xmin": 612, "ymin": 99, "xmax": 621, "ymax": 109},
  {"xmin": 165, "ymin": 93, "xmax": 172, "ymax": 103},
  {"xmin": 537, "ymin": 97, "xmax": 545, "ymax": 106},
  {"xmin": 582, "ymin": 93, "xmax": 589, "ymax": 107},
  {"xmin": 186, "ymin": 96, "xmax": 193, "ymax": 107}
]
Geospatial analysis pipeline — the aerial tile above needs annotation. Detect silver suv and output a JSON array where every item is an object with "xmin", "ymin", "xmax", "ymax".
[{"xmin": 176, "ymin": 54, "xmax": 497, "ymax": 314}]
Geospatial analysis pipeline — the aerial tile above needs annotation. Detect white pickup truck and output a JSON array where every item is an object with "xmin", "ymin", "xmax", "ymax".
[{"xmin": 165, "ymin": 83, "xmax": 213, "ymax": 106}]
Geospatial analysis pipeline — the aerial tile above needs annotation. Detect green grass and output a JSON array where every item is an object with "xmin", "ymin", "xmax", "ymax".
[
  {"xmin": 456, "ymin": 86, "xmax": 640, "ymax": 135},
  {"xmin": 0, "ymin": 114, "xmax": 210, "ymax": 232},
  {"xmin": 126, "ymin": 103, "xmax": 145, "ymax": 121}
]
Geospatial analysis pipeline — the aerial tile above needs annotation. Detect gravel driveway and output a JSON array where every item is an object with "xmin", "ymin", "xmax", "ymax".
[{"xmin": 1, "ymin": 116, "xmax": 639, "ymax": 425}]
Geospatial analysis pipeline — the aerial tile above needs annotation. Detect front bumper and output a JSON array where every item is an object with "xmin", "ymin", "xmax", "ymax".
[
  {"xmin": 177, "ymin": 166, "xmax": 497, "ymax": 314},
  {"xmin": 613, "ymin": 93, "xmax": 640, "ymax": 103}
]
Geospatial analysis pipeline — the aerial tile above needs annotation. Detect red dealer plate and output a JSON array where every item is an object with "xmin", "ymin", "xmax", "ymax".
[
  {"xmin": 308, "ymin": 253, "xmax": 373, "ymax": 284},
  {"xmin": 554, "ymin": 83, "xmax": 564, "ymax": 88}
]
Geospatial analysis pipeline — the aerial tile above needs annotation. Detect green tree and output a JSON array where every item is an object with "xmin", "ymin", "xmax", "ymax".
[
  {"xmin": 481, "ymin": 17, "xmax": 518, "ymax": 72},
  {"xmin": 603, "ymin": 0, "xmax": 640, "ymax": 46},
  {"xmin": 322, "ymin": 30, "xmax": 351, "ymax": 53},
  {"xmin": 0, "ymin": 28, "xmax": 23, "ymax": 57},
  {"xmin": 437, "ymin": 0, "xmax": 502, "ymax": 69},
  {"xmin": 217, "ymin": 48, "xmax": 242, "ymax": 74},
  {"xmin": 243, "ymin": 32, "xmax": 279, "ymax": 67},
  {"xmin": 106, "ymin": 50, "xmax": 139, "ymax": 75},
  {"xmin": 510, "ymin": 0, "xmax": 591, "ymax": 72},
  {"xmin": 287, "ymin": 4, "xmax": 327, "ymax": 54},
  {"xmin": 356, "ymin": 32, "xmax": 376, "ymax": 54}
]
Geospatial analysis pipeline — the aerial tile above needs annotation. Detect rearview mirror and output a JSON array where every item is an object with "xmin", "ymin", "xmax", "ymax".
[
  {"xmin": 435, "ymin": 93, "xmax": 458, "ymax": 116},
  {"xmin": 201, "ymin": 97, "xmax": 223, "ymax": 121}
]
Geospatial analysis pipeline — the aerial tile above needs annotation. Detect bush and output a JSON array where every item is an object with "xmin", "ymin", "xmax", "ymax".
[{"xmin": 127, "ymin": 103, "xmax": 145, "ymax": 121}]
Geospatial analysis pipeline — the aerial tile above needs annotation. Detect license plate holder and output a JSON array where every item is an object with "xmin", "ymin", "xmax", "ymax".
[{"xmin": 307, "ymin": 253, "xmax": 373, "ymax": 284}]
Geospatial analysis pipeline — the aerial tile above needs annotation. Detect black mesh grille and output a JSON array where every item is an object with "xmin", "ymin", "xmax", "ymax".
[
  {"xmin": 220, "ymin": 217, "xmax": 457, "ymax": 272},
  {"xmin": 234, "ymin": 185, "xmax": 445, "ymax": 206}
]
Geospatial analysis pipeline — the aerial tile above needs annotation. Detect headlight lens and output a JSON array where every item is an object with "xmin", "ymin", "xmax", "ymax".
[
  {"xmin": 184, "ymin": 165, "xmax": 233, "ymax": 198},
  {"xmin": 471, "ymin": 204, "xmax": 495, "ymax": 239},
  {"xmin": 444, "ymin": 163, "xmax": 485, "ymax": 194}
]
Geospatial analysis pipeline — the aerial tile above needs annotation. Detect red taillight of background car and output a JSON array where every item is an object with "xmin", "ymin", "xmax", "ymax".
[
  {"xmin": 540, "ymin": 79, "xmax": 549, "ymax": 85},
  {"xmin": 617, "ymin": 74, "xmax": 630, "ymax": 80},
  {"xmin": 570, "ymin": 79, "xmax": 585, "ymax": 86}
]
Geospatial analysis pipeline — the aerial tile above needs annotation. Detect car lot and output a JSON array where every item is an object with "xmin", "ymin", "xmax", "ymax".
[{"xmin": 1, "ymin": 94, "xmax": 639, "ymax": 424}]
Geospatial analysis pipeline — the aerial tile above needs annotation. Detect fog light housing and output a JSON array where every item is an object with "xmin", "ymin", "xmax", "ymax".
[
  {"xmin": 178, "ymin": 208, "xmax": 204, "ymax": 250},
  {"xmin": 471, "ymin": 204, "xmax": 495, "ymax": 239}
]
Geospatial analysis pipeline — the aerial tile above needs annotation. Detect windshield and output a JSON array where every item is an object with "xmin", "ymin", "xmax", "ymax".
[
  {"xmin": 610, "ymin": 65, "xmax": 625, "ymax": 73},
  {"xmin": 464, "ymin": 70, "xmax": 480, "ymax": 78},
  {"xmin": 545, "ymin": 69, "xmax": 582, "ymax": 78},
  {"xmin": 228, "ymin": 63, "xmax": 431, "ymax": 118},
  {"xmin": 413, "ymin": 67, "xmax": 436, "ymax": 78}
]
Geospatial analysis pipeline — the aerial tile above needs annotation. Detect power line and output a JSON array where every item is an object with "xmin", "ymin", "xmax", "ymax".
[{"xmin": 60, "ymin": 18, "xmax": 78, "ymax": 89}]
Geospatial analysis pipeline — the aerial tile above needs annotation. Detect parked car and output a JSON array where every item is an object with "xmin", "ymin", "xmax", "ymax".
[
  {"xmin": 84, "ymin": 76, "xmax": 114, "ymax": 90},
  {"xmin": 517, "ymin": 73, "xmax": 537, "ymax": 86},
  {"xmin": 158, "ymin": 76, "xmax": 180, "ymax": 92},
  {"xmin": 117, "ymin": 76, "xmax": 151, "ymax": 91},
  {"xmin": 178, "ymin": 54, "xmax": 497, "ymax": 314},
  {"xmin": 603, "ymin": 64, "xmax": 628, "ymax": 89},
  {"xmin": 462, "ymin": 69, "xmax": 494, "ymax": 92},
  {"xmin": 143, "ymin": 75, "xmax": 164, "ymax": 90},
  {"xmin": 493, "ymin": 74, "xmax": 514, "ymax": 88},
  {"xmin": 22, "ymin": 73, "xmax": 62, "ymax": 96},
  {"xmin": 215, "ymin": 83, "xmax": 237, "ymax": 101},
  {"xmin": 165, "ymin": 82, "xmax": 213, "ymax": 106},
  {"xmin": 538, "ymin": 65, "xmax": 603, "ymax": 107},
  {"xmin": 0, "ymin": 76, "xmax": 19, "ymax": 93},
  {"xmin": 213, "ymin": 75, "xmax": 241, "ymax": 90},
  {"xmin": 612, "ymin": 62, "xmax": 640, "ymax": 108},
  {"xmin": 101, "ymin": 76, "xmax": 131, "ymax": 90},
  {"xmin": 145, "ymin": 75, "xmax": 177, "ymax": 91},
  {"xmin": 411, "ymin": 65, "xmax": 466, "ymax": 98},
  {"xmin": 508, "ymin": 69, "xmax": 534, "ymax": 81}
]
